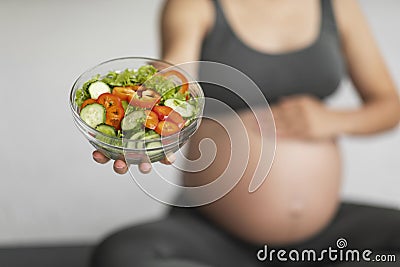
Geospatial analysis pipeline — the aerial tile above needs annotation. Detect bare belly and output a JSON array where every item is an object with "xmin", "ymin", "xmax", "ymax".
[{"xmin": 182, "ymin": 114, "xmax": 342, "ymax": 245}]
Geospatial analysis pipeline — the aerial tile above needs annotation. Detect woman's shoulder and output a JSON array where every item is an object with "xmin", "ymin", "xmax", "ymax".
[
  {"xmin": 162, "ymin": 0, "xmax": 214, "ymax": 29},
  {"xmin": 162, "ymin": 0, "xmax": 214, "ymax": 35},
  {"xmin": 331, "ymin": 0, "xmax": 367, "ymax": 39}
]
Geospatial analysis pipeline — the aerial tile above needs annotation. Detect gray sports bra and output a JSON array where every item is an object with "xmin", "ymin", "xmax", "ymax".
[{"xmin": 199, "ymin": 0, "xmax": 345, "ymax": 110}]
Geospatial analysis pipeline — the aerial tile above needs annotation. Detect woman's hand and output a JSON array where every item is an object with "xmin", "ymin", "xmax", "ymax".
[
  {"xmin": 92, "ymin": 151, "xmax": 176, "ymax": 175},
  {"xmin": 272, "ymin": 95, "xmax": 338, "ymax": 140}
]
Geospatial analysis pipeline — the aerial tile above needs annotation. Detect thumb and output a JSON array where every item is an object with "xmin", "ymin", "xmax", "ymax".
[{"xmin": 139, "ymin": 162, "xmax": 152, "ymax": 174}]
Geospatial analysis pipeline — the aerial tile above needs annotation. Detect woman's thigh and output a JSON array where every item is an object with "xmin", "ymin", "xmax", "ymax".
[
  {"xmin": 300, "ymin": 202, "xmax": 400, "ymax": 250},
  {"xmin": 91, "ymin": 203, "xmax": 400, "ymax": 267},
  {"xmin": 289, "ymin": 202, "xmax": 400, "ymax": 266},
  {"xmin": 90, "ymin": 208, "xmax": 263, "ymax": 267}
]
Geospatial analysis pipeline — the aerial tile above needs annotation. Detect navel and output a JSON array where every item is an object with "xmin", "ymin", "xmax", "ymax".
[{"xmin": 289, "ymin": 195, "xmax": 305, "ymax": 218}]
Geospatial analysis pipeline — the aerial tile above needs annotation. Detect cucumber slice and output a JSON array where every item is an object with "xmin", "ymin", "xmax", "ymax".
[
  {"xmin": 96, "ymin": 124, "xmax": 116, "ymax": 136},
  {"xmin": 121, "ymin": 110, "xmax": 145, "ymax": 131},
  {"xmin": 80, "ymin": 103, "xmax": 106, "ymax": 128},
  {"xmin": 88, "ymin": 81, "xmax": 111, "ymax": 99},
  {"xmin": 164, "ymin": 99, "xmax": 195, "ymax": 118},
  {"xmin": 125, "ymin": 131, "xmax": 145, "ymax": 149},
  {"xmin": 129, "ymin": 131, "xmax": 145, "ymax": 140},
  {"xmin": 145, "ymin": 141, "xmax": 163, "ymax": 156},
  {"xmin": 144, "ymin": 133, "xmax": 161, "ymax": 140}
]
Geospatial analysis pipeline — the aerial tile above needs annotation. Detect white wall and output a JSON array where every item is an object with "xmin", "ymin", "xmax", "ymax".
[
  {"xmin": 0, "ymin": 0, "xmax": 398, "ymax": 245},
  {"xmin": 330, "ymin": 1, "xmax": 400, "ymax": 205}
]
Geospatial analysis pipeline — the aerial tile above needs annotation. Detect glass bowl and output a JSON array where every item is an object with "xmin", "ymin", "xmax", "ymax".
[{"xmin": 69, "ymin": 57, "xmax": 204, "ymax": 164}]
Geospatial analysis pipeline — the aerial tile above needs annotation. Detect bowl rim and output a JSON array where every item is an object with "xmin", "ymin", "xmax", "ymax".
[{"xmin": 69, "ymin": 56, "xmax": 204, "ymax": 149}]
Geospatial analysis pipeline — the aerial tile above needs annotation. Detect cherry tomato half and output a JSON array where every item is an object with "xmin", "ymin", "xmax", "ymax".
[
  {"xmin": 159, "ymin": 70, "xmax": 189, "ymax": 94},
  {"xmin": 105, "ymin": 104, "xmax": 125, "ymax": 130},
  {"xmin": 112, "ymin": 86, "xmax": 137, "ymax": 102},
  {"xmin": 167, "ymin": 111, "xmax": 185, "ymax": 129},
  {"xmin": 130, "ymin": 88, "xmax": 161, "ymax": 109},
  {"xmin": 152, "ymin": 106, "xmax": 185, "ymax": 129},
  {"xmin": 80, "ymin": 99, "xmax": 96, "ymax": 110},
  {"xmin": 155, "ymin": 120, "xmax": 180, "ymax": 137},
  {"xmin": 97, "ymin": 93, "xmax": 122, "ymax": 109},
  {"xmin": 144, "ymin": 110, "xmax": 159, "ymax": 130},
  {"xmin": 152, "ymin": 105, "xmax": 172, "ymax": 120},
  {"xmin": 126, "ymin": 85, "xmax": 141, "ymax": 91}
]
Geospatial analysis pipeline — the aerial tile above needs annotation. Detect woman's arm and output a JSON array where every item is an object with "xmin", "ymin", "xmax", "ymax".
[
  {"xmin": 160, "ymin": 0, "xmax": 212, "ymax": 64},
  {"xmin": 332, "ymin": 0, "xmax": 400, "ymax": 135},
  {"xmin": 274, "ymin": 0, "xmax": 400, "ymax": 140}
]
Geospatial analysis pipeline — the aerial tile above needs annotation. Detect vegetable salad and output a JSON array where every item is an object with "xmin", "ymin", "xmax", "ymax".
[{"xmin": 75, "ymin": 65, "xmax": 199, "ymax": 146}]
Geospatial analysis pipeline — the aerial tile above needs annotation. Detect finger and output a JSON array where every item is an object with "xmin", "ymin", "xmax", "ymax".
[
  {"xmin": 139, "ymin": 162, "xmax": 152, "ymax": 174},
  {"xmin": 280, "ymin": 100, "xmax": 299, "ymax": 110},
  {"xmin": 271, "ymin": 105, "xmax": 288, "ymax": 136},
  {"xmin": 276, "ymin": 128, "xmax": 290, "ymax": 138},
  {"xmin": 113, "ymin": 159, "xmax": 128, "ymax": 174},
  {"xmin": 271, "ymin": 106, "xmax": 283, "ymax": 124},
  {"xmin": 278, "ymin": 107, "xmax": 298, "ymax": 136},
  {"xmin": 93, "ymin": 151, "xmax": 110, "ymax": 164},
  {"xmin": 160, "ymin": 153, "xmax": 176, "ymax": 165},
  {"xmin": 277, "ymin": 120, "xmax": 291, "ymax": 137},
  {"xmin": 279, "ymin": 96, "xmax": 307, "ymax": 108},
  {"xmin": 279, "ymin": 96, "xmax": 297, "ymax": 105}
]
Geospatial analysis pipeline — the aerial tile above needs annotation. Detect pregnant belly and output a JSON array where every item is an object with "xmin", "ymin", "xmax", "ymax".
[{"xmin": 183, "ymin": 118, "xmax": 342, "ymax": 245}]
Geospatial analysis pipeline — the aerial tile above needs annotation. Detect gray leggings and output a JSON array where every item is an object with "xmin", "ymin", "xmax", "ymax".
[{"xmin": 91, "ymin": 203, "xmax": 400, "ymax": 267}]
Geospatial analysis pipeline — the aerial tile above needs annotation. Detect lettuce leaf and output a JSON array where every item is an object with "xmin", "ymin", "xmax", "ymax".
[
  {"xmin": 75, "ymin": 74, "xmax": 100, "ymax": 107},
  {"xmin": 135, "ymin": 65, "xmax": 157, "ymax": 84},
  {"xmin": 75, "ymin": 65, "xmax": 190, "ymax": 108}
]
